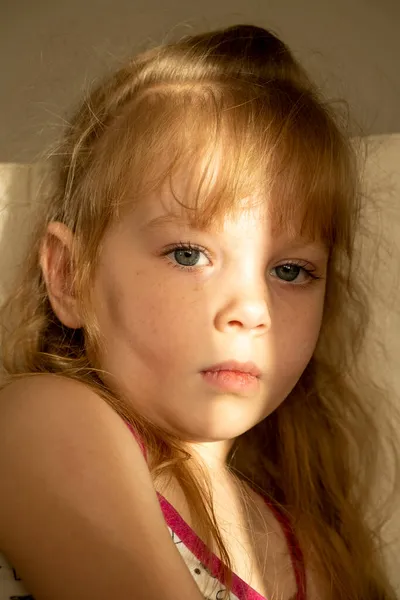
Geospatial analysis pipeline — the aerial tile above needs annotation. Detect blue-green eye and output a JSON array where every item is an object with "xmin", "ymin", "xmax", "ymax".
[
  {"xmin": 162, "ymin": 242, "xmax": 211, "ymax": 271},
  {"xmin": 173, "ymin": 247, "xmax": 202, "ymax": 267},
  {"xmin": 272, "ymin": 262, "xmax": 320, "ymax": 284},
  {"xmin": 161, "ymin": 242, "xmax": 321, "ymax": 285}
]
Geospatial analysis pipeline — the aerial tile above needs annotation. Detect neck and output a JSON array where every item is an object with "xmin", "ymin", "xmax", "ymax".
[{"xmin": 184, "ymin": 438, "xmax": 235, "ymax": 479}]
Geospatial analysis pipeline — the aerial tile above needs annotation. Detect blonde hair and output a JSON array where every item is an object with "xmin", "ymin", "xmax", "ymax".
[{"xmin": 1, "ymin": 24, "xmax": 398, "ymax": 598}]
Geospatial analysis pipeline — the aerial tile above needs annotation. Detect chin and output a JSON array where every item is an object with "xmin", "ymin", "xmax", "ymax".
[{"xmin": 171, "ymin": 408, "xmax": 261, "ymax": 443}]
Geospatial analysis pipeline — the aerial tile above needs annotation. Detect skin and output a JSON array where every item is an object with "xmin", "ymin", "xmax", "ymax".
[
  {"xmin": 0, "ymin": 174, "xmax": 328, "ymax": 600},
  {"xmin": 43, "ymin": 176, "xmax": 328, "ymax": 470}
]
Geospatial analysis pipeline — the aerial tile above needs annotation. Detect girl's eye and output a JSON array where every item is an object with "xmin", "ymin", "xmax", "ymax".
[
  {"xmin": 162, "ymin": 242, "xmax": 211, "ymax": 271},
  {"xmin": 161, "ymin": 243, "xmax": 321, "ymax": 286},
  {"xmin": 271, "ymin": 262, "xmax": 321, "ymax": 285}
]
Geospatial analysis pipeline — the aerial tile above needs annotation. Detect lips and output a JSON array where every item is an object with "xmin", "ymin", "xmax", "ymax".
[{"xmin": 201, "ymin": 360, "xmax": 262, "ymax": 378}]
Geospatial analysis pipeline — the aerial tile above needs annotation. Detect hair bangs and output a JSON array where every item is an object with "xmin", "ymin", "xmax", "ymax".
[
  {"xmin": 251, "ymin": 83, "xmax": 357, "ymax": 251},
  {"xmin": 106, "ymin": 84, "xmax": 263, "ymax": 229},
  {"xmin": 104, "ymin": 82, "xmax": 356, "ymax": 250}
]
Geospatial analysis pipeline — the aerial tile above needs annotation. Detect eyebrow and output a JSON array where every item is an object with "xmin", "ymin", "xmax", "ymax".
[
  {"xmin": 139, "ymin": 214, "xmax": 202, "ymax": 232},
  {"xmin": 279, "ymin": 239, "xmax": 329, "ymax": 253},
  {"xmin": 140, "ymin": 214, "xmax": 329, "ymax": 254},
  {"xmin": 141, "ymin": 214, "xmax": 181, "ymax": 228}
]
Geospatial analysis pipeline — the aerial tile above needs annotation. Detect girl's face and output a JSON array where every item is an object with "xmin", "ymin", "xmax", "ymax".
[{"xmin": 91, "ymin": 181, "xmax": 328, "ymax": 444}]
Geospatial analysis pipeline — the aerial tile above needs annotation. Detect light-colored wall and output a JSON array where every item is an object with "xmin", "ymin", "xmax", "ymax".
[
  {"xmin": 359, "ymin": 135, "xmax": 400, "ymax": 591},
  {"xmin": 1, "ymin": 0, "xmax": 400, "ymax": 162}
]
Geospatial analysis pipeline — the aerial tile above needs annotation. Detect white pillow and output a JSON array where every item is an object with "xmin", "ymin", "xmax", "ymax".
[{"xmin": 0, "ymin": 162, "xmax": 47, "ymax": 305}]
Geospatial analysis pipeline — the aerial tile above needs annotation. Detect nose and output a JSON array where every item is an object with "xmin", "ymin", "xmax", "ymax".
[{"xmin": 215, "ymin": 287, "xmax": 271, "ymax": 336}]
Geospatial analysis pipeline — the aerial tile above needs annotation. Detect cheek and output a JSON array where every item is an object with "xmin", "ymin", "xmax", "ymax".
[
  {"xmin": 279, "ymin": 295, "xmax": 324, "ymax": 369},
  {"xmin": 270, "ymin": 316, "xmax": 321, "ymax": 412},
  {"xmin": 100, "ymin": 270, "xmax": 204, "ymax": 354}
]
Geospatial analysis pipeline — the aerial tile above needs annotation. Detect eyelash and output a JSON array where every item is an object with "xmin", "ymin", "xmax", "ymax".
[{"xmin": 161, "ymin": 241, "xmax": 322, "ymax": 285}]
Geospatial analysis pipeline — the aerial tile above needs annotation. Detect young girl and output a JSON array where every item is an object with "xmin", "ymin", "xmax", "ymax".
[{"xmin": 0, "ymin": 23, "xmax": 397, "ymax": 600}]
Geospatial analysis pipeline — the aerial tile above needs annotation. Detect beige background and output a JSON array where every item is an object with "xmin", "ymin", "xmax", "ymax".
[
  {"xmin": 359, "ymin": 135, "xmax": 400, "ymax": 590},
  {"xmin": 1, "ymin": 0, "xmax": 400, "ymax": 162}
]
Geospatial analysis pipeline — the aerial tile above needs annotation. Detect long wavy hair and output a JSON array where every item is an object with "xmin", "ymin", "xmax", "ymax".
[{"xmin": 0, "ymin": 24, "xmax": 398, "ymax": 599}]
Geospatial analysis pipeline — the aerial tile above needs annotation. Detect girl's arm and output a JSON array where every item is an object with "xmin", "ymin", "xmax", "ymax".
[{"xmin": 0, "ymin": 374, "xmax": 204, "ymax": 600}]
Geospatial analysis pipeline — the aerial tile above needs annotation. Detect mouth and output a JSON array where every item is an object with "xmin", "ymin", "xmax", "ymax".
[
  {"xmin": 200, "ymin": 360, "xmax": 261, "ymax": 395},
  {"xmin": 201, "ymin": 360, "xmax": 262, "ymax": 378}
]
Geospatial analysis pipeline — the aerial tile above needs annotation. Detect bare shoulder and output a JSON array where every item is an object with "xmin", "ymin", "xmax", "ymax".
[
  {"xmin": 0, "ymin": 374, "xmax": 204, "ymax": 599},
  {"xmin": 0, "ymin": 373, "xmax": 119, "ymax": 427},
  {"xmin": 0, "ymin": 370, "xmax": 140, "ymax": 456},
  {"xmin": 0, "ymin": 374, "xmax": 136, "ymax": 455},
  {"xmin": 0, "ymin": 373, "xmax": 144, "ymax": 537}
]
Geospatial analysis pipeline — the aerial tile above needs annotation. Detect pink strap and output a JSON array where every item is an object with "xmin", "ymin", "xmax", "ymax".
[
  {"xmin": 126, "ymin": 422, "xmax": 148, "ymax": 461},
  {"xmin": 264, "ymin": 499, "xmax": 307, "ymax": 599},
  {"xmin": 125, "ymin": 421, "xmax": 306, "ymax": 599}
]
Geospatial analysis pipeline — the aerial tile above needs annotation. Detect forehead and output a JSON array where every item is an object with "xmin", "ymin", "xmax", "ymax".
[
  {"xmin": 127, "ymin": 143, "xmax": 332, "ymax": 252},
  {"xmin": 135, "ymin": 185, "xmax": 328, "ymax": 255},
  {"xmin": 109, "ymin": 80, "xmax": 348, "ymax": 256},
  {"xmin": 135, "ymin": 173, "xmax": 262, "ymax": 228},
  {"xmin": 138, "ymin": 192, "xmax": 262, "ymax": 231}
]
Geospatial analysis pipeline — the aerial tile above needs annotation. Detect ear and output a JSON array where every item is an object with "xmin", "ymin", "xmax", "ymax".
[{"xmin": 39, "ymin": 221, "xmax": 83, "ymax": 329}]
